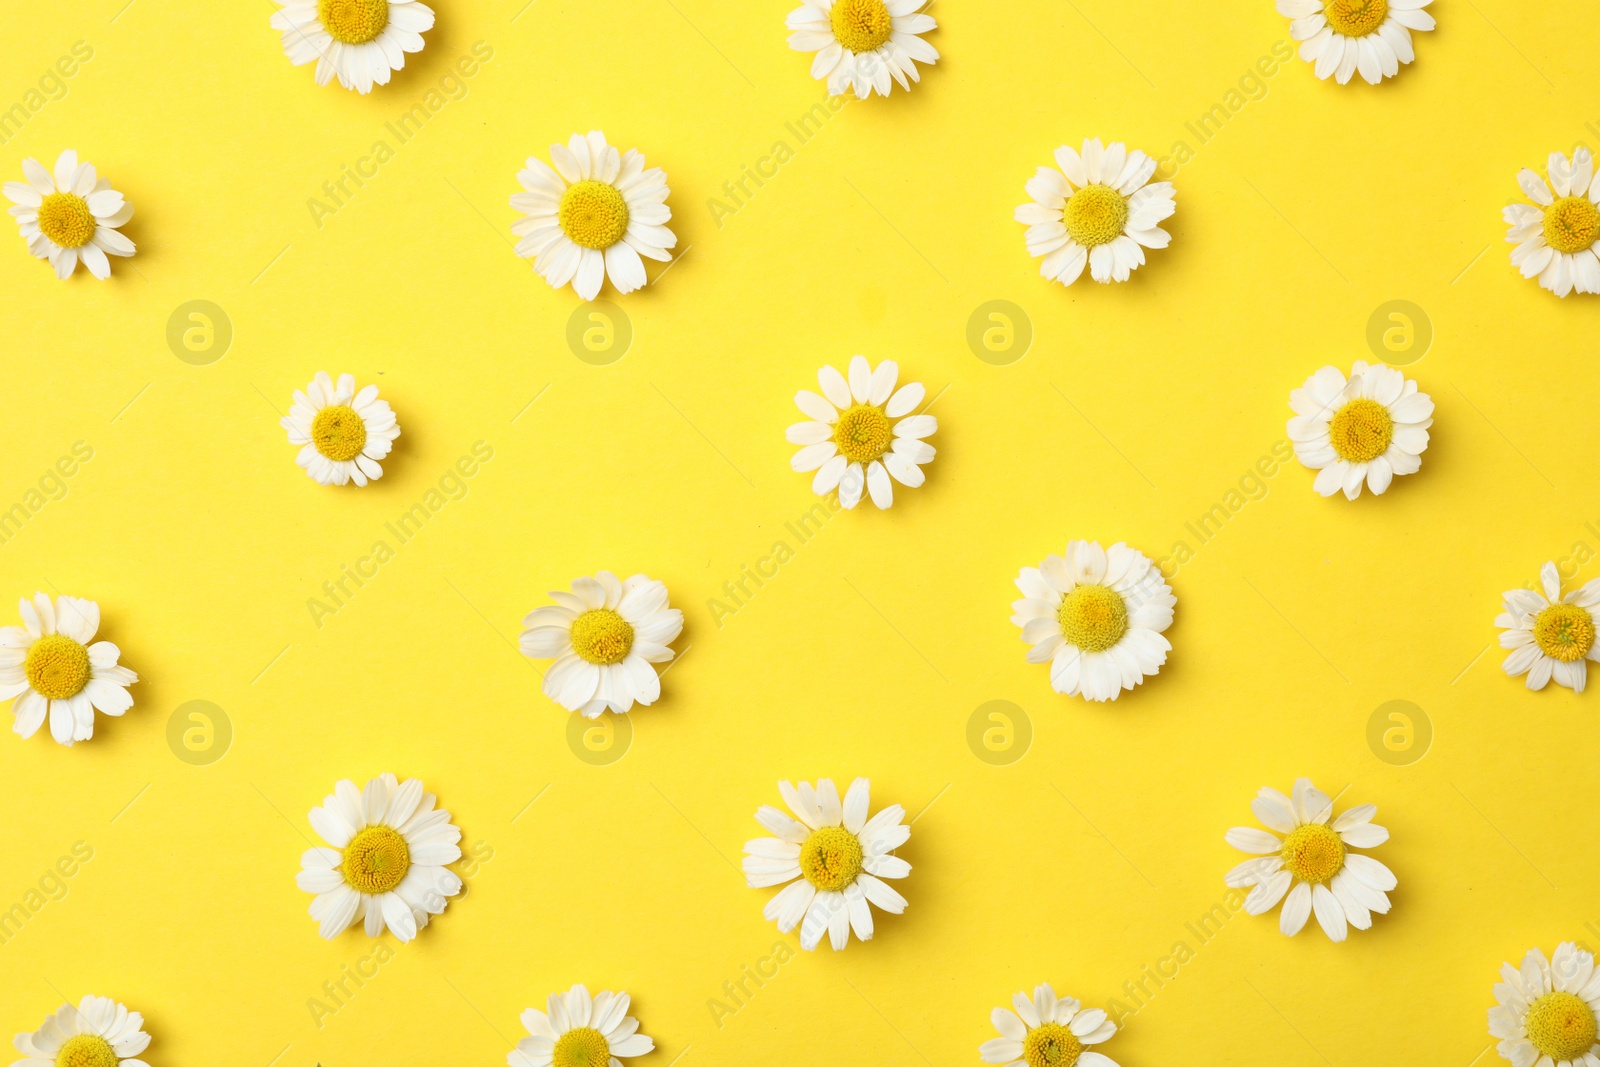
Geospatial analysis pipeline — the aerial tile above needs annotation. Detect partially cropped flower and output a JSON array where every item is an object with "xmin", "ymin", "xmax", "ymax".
[
  {"xmin": 1488, "ymin": 942, "xmax": 1600, "ymax": 1067},
  {"xmin": 4, "ymin": 150, "xmax": 134, "ymax": 279},
  {"xmin": 787, "ymin": 355, "xmax": 935, "ymax": 509},
  {"xmin": 1277, "ymin": 0, "xmax": 1434, "ymax": 84},
  {"xmin": 508, "ymin": 985, "xmax": 653, "ymax": 1067},
  {"xmin": 786, "ymin": 0, "xmax": 938, "ymax": 99},
  {"xmin": 270, "ymin": 0, "xmax": 434, "ymax": 93},
  {"xmin": 1498, "ymin": 562, "xmax": 1600, "ymax": 692},
  {"xmin": 979, "ymin": 984, "xmax": 1119, "ymax": 1067},
  {"xmin": 1, "ymin": 593, "xmax": 136, "ymax": 746},
  {"xmin": 281, "ymin": 371, "xmax": 400, "ymax": 487},
  {"xmin": 1016, "ymin": 139, "xmax": 1174, "ymax": 286},
  {"xmin": 1504, "ymin": 147, "xmax": 1600, "ymax": 298},
  {"xmin": 1287, "ymin": 360, "xmax": 1432, "ymax": 499},
  {"xmin": 12, "ymin": 996, "xmax": 151, "ymax": 1067}
]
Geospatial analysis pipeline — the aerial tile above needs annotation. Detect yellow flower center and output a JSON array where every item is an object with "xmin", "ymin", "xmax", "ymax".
[
  {"xmin": 1532, "ymin": 602, "xmax": 1596, "ymax": 663},
  {"xmin": 1543, "ymin": 195, "xmax": 1600, "ymax": 255},
  {"xmin": 341, "ymin": 824, "xmax": 410, "ymax": 894},
  {"xmin": 1525, "ymin": 991, "xmax": 1599, "ymax": 1063},
  {"xmin": 552, "ymin": 1027, "xmax": 610, "ymax": 1067},
  {"xmin": 312, "ymin": 405, "xmax": 368, "ymax": 462},
  {"xmin": 1323, "ymin": 0, "xmax": 1388, "ymax": 36},
  {"xmin": 37, "ymin": 192, "xmax": 96, "ymax": 249},
  {"xmin": 1280, "ymin": 823, "xmax": 1346, "ymax": 884},
  {"xmin": 558, "ymin": 180, "xmax": 630, "ymax": 250},
  {"xmin": 1063, "ymin": 184, "xmax": 1129, "ymax": 248},
  {"xmin": 1327, "ymin": 398, "xmax": 1393, "ymax": 463},
  {"xmin": 800, "ymin": 825, "xmax": 864, "ymax": 891},
  {"xmin": 833, "ymin": 404, "xmax": 892, "ymax": 463},
  {"xmin": 569, "ymin": 608, "xmax": 634, "ymax": 666},
  {"xmin": 25, "ymin": 634, "xmax": 91, "ymax": 700},
  {"xmin": 830, "ymin": 0, "xmax": 893, "ymax": 53},
  {"xmin": 55, "ymin": 1034, "xmax": 117, "ymax": 1067},
  {"xmin": 1057, "ymin": 584, "xmax": 1129, "ymax": 653},
  {"xmin": 318, "ymin": 0, "xmax": 389, "ymax": 43},
  {"xmin": 1023, "ymin": 1023, "xmax": 1083, "ymax": 1067}
]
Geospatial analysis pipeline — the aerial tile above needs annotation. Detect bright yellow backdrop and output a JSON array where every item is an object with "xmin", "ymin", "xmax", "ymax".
[{"xmin": 3, "ymin": 1, "xmax": 1600, "ymax": 1063}]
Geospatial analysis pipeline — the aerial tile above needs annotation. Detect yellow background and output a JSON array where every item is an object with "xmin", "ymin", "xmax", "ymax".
[{"xmin": 3, "ymin": 1, "xmax": 1599, "ymax": 1063}]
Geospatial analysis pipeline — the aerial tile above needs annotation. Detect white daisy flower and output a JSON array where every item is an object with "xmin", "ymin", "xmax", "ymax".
[
  {"xmin": 298, "ymin": 773, "xmax": 463, "ymax": 942},
  {"xmin": 269, "ymin": 0, "xmax": 434, "ymax": 94},
  {"xmin": 742, "ymin": 778, "xmax": 909, "ymax": 951},
  {"xmin": 1287, "ymin": 360, "xmax": 1433, "ymax": 499},
  {"xmin": 508, "ymin": 985, "xmax": 654, "ymax": 1067},
  {"xmin": 1016, "ymin": 139, "xmax": 1174, "ymax": 287},
  {"xmin": 512, "ymin": 132, "xmax": 675, "ymax": 301},
  {"xmin": 788, "ymin": 355, "xmax": 935, "ymax": 510},
  {"xmin": 12, "ymin": 995, "xmax": 151, "ymax": 1067},
  {"xmin": 1278, "ymin": 0, "xmax": 1434, "ymax": 85},
  {"xmin": 281, "ymin": 371, "xmax": 400, "ymax": 487},
  {"xmin": 1488, "ymin": 942, "xmax": 1600, "ymax": 1067},
  {"xmin": 1011, "ymin": 540, "xmax": 1174, "ymax": 703},
  {"xmin": 1504, "ymin": 147, "xmax": 1600, "ymax": 298},
  {"xmin": 1, "ymin": 594, "xmax": 136, "ymax": 747},
  {"xmin": 1497, "ymin": 562, "xmax": 1600, "ymax": 692},
  {"xmin": 786, "ymin": 0, "xmax": 938, "ymax": 99},
  {"xmin": 519, "ymin": 571, "xmax": 684, "ymax": 719},
  {"xmin": 3, "ymin": 150, "xmax": 134, "ymax": 280},
  {"xmin": 1224, "ymin": 777, "xmax": 1396, "ymax": 942},
  {"xmin": 979, "ymin": 983, "xmax": 1119, "ymax": 1067}
]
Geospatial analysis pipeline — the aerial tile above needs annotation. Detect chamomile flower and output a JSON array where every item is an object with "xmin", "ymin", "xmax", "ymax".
[
  {"xmin": 1497, "ymin": 562, "xmax": 1600, "ymax": 692},
  {"xmin": 3, "ymin": 151, "xmax": 134, "ymax": 280},
  {"xmin": 786, "ymin": 0, "xmax": 938, "ymax": 99},
  {"xmin": 1011, "ymin": 540, "xmax": 1175, "ymax": 703},
  {"xmin": 512, "ymin": 132, "xmax": 675, "ymax": 301},
  {"xmin": 12, "ymin": 996, "xmax": 151, "ymax": 1067},
  {"xmin": 281, "ymin": 371, "xmax": 400, "ymax": 487},
  {"xmin": 1278, "ymin": 0, "xmax": 1434, "ymax": 85},
  {"xmin": 519, "ymin": 571, "xmax": 684, "ymax": 719},
  {"xmin": 298, "ymin": 773, "xmax": 462, "ymax": 942},
  {"xmin": 979, "ymin": 984, "xmax": 1119, "ymax": 1067},
  {"xmin": 1287, "ymin": 360, "xmax": 1433, "ymax": 499},
  {"xmin": 743, "ymin": 778, "xmax": 909, "ymax": 951},
  {"xmin": 1225, "ymin": 777, "xmax": 1396, "ymax": 942},
  {"xmin": 1504, "ymin": 147, "xmax": 1600, "ymax": 298},
  {"xmin": 1488, "ymin": 942, "xmax": 1600, "ymax": 1067},
  {"xmin": 1, "ymin": 594, "xmax": 137, "ymax": 747},
  {"xmin": 1016, "ymin": 139, "xmax": 1174, "ymax": 287},
  {"xmin": 787, "ymin": 355, "xmax": 936, "ymax": 510},
  {"xmin": 508, "ymin": 985, "xmax": 654, "ymax": 1067},
  {"xmin": 270, "ymin": 0, "xmax": 434, "ymax": 94}
]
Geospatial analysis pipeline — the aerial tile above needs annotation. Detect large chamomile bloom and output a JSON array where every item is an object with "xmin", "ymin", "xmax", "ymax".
[
  {"xmin": 1016, "ymin": 139, "xmax": 1174, "ymax": 287},
  {"xmin": 12, "ymin": 996, "xmax": 151, "ymax": 1067},
  {"xmin": 1278, "ymin": 0, "xmax": 1433, "ymax": 85},
  {"xmin": 508, "ymin": 985, "xmax": 654, "ymax": 1067},
  {"xmin": 1225, "ymin": 778, "xmax": 1395, "ymax": 942},
  {"xmin": 1288, "ymin": 360, "xmax": 1432, "ymax": 499},
  {"xmin": 1489, "ymin": 942, "xmax": 1600, "ymax": 1067},
  {"xmin": 298, "ymin": 773, "xmax": 463, "ymax": 942},
  {"xmin": 4, "ymin": 150, "xmax": 134, "ymax": 280},
  {"xmin": 743, "ymin": 778, "xmax": 909, "ymax": 951},
  {"xmin": 520, "ymin": 571, "xmax": 684, "ymax": 719},
  {"xmin": 1497, "ymin": 562, "xmax": 1600, "ymax": 692},
  {"xmin": 786, "ymin": 0, "xmax": 938, "ymax": 99},
  {"xmin": 1505, "ymin": 147, "xmax": 1600, "ymax": 298},
  {"xmin": 1012, "ymin": 541, "xmax": 1174, "ymax": 703},
  {"xmin": 2, "ymin": 594, "xmax": 136, "ymax": 747},
  {"xmin": 281, "ymin": 371, "xmax": 400, "ymax": 487},
  {"xmin": 980, "ymin": 984, "xmax": 1119, "ymax": 1067},
  {"xmin": 270, "ymin": 0, "xmax": 434, "ymax": 93},
  {"xmin": 512, "ymin": 132, "xmax": 675, "ymax": 301},
  {"xmin": 788, "ymin": 355, "xmax": 936, "ymax": 510}
]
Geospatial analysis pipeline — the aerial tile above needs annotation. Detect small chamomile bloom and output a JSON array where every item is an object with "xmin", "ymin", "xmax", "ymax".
[
  {"xmin": 1497, "ymin": 562, "xmax": 1600, "ymax": 692},
  {"xmin": 11, "ymin": 995, "xmax": 151, "ymax": 1067},
  {"xmin": 787, "ymin": 355, "xmax": 936, "ymax": 510},
  {"xmin": 508, "ymin": 985, "xmax": 654, "ymax": 1067},
  {"xmin": 1225, "ymin": 777, "xmax": 1396, "ymax": 942},
  {"xmin": 2, "ymin": 593, "xmax": 137, "ymax": 747},
  {"xmin": 1287, "ymin": 360, "xmax": 1433, "ymax": 499},
  {"xmin": 1278, "ymin": 0, "xmax": 1434, "ymax": 85},
  {"xmin": 1488, "ymin": 942, "xmax": 1600, "ymax": 1067},
  {"xmin": 3, "ymin": 150, "xmax": 134, "ymax": 280},
  {"xmin": 281, "ymin": 371, "xmax": 400, "ymax": 487},
  {"xmin": 743, "ymin": 778, "xmax": 909, "ymax": 951},
  {"xmin": 786, "ymin": 0, "xmax": 939, "ymax": 99},
  {"xmin": 1016, "ymin": 139, "xmax": 1174, "ymax": 286},
  {"xmin": 1505, "ymin": 147, "xmax": 1600, "ymax": 298},
  {"xmin": 270, "ymin": 0, "xmax": 434, "ymax": 93},
  {"xmin": 980, "ymin": 984, "xmax": 1120, "ymax": 1067}
]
